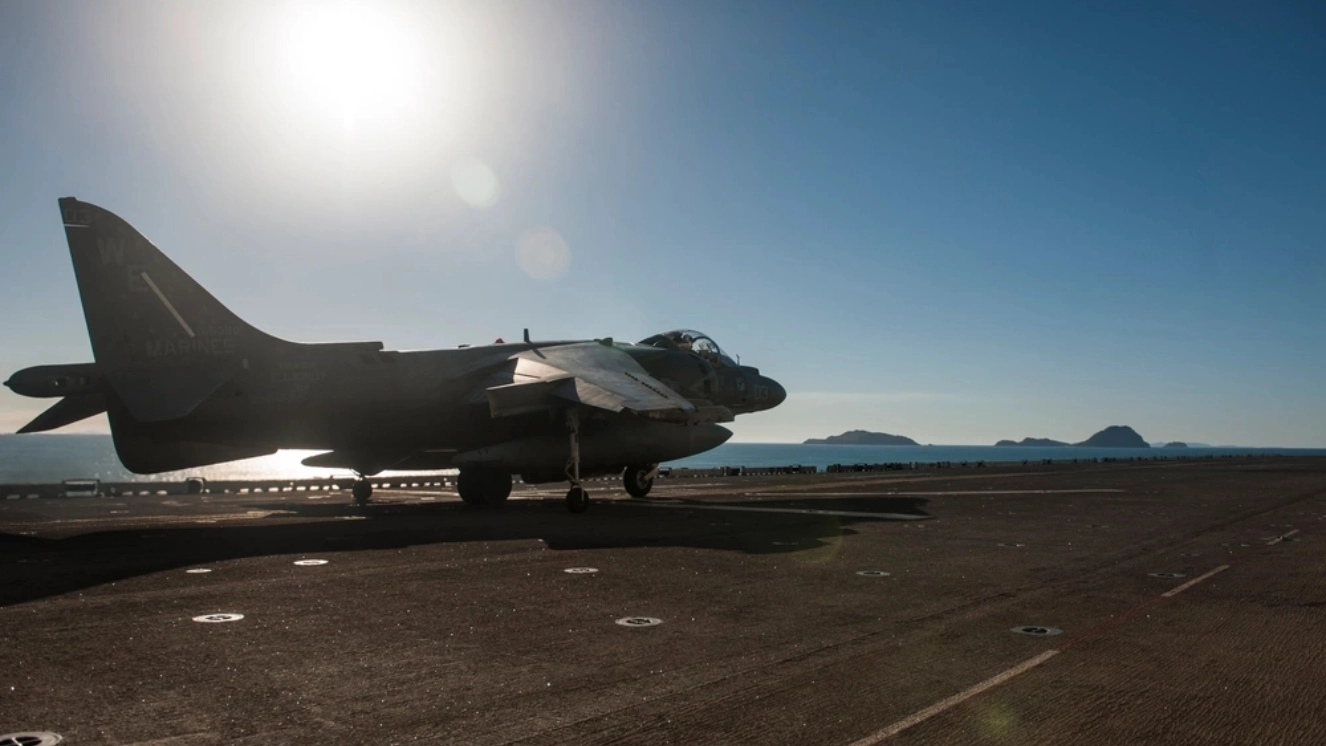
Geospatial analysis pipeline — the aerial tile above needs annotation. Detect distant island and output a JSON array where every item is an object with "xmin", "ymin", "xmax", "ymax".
[
  {"xmin": 1075, "ymin": 426, "xmax": 1150, "ymax": 448},
  {"xmin": 995, "ymin": 437, "xmax": 1069, "ymax": 447},
  {"xmin": 1153, "ymin": 441, "xmax": 1213, "ymax": 447},
  {"xmin": 1162, "ymin": 441, "xmax": 1189, "ymax": 448},
  {"xmin": 991, "ymin": 426, "xmax": 1151, "ymax": 448},
  {"xmin": 808, "ymin": 425, "xmax": 1155, "ymax": 448},
  {"xmin": 804, "ymin": 430, "xmax": 919, "ymax": 446}
]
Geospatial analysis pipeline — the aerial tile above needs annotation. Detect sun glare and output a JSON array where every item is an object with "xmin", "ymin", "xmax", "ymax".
[
  {"xmin": 238, "ymin": 0, "xmax": 493, "ymax": 201},
  {"xmin": 281, "ymin": 2, "xmax": 422, "ymax": 132}
]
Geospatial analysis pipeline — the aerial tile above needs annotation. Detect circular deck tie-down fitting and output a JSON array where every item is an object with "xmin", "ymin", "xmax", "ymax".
[
  {"xmin": 192, "ymin": 613, "xmax": 244, "ymax": 623},
  {"xmin": 615, "ymin": 616, "xmax": 663, "ymax": 628},
  {"xmin": 0, "ymin": 733, "xmax": 64, "ymax": 746},
  {"xmin": 1010, "ymin": 626, "xmax": 1062, "ymax": 637}
]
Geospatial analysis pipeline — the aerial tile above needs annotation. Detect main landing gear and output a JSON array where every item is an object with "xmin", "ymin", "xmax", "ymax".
[
  {"xmin": 457, "ymin": 468, "xmax": 512, "ymax": 506},
  {"xmin": 623, "ymin": 464, "xmax": 658, "ymax": 499},
  {"xmin": 565, "ymin": 410, "xmax": 589, "ymax": 513},
  {"xmin": 351, "ymin": 477, "xmax": 373, "ymax": 507}
]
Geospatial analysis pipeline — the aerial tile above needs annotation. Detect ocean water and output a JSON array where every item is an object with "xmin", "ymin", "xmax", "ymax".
[{"xmin": 1, "ymin": 433, "xmax": 1323, "ymax": 484}]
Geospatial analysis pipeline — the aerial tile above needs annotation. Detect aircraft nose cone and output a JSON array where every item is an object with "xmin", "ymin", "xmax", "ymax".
[{"xmin": 762, "ymin": 377, "xmax": 786, "ymax": 410}]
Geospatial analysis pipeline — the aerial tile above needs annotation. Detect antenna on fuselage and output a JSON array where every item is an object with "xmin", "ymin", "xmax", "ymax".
[{"xmin": 524, "ymin": 327, "xmax": 546, "ymax": 357}]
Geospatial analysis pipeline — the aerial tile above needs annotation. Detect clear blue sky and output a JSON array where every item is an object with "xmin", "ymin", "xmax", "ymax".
[{"xmin": 1, "ymin": 0, "xmax": 1323, "ymax": 445}]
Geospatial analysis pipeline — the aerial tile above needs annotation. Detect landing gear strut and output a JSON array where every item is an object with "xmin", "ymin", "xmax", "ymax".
[
  {"xmin": 565, "ymin": 410, "xmax": 589, "ymax": 513},
  {"xmin": 623, "ymin": 464, "xmax": 658, "ymax": 499},
  {"xmin": 351, "ymin": 478, "xmax": 373, "ymax": 506}
]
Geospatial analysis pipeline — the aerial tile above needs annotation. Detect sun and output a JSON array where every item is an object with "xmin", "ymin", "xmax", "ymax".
[
  {"xmin": 278, "ymin": 1, "xmax": 426, "ymax": 134},
  {"xmin": 239, "ymin": 0, "xmax": 488, "ymax": 196}
]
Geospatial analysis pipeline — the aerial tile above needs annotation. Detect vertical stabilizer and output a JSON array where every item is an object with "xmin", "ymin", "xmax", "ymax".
[{"xmin": 58, "ymin": 197, "xmax": 279, "ymax": 368}]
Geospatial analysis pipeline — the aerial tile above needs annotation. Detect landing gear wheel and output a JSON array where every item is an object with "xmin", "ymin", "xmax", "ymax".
[
  {"xmin": 486, "ymin": 471, "xmax": 512, "ymax": 505},
  {"xmin": 457, "ymin": 470, "xmax": 485, "ymax": 505},
  {"xmin": 352, "ymin": 480, "xmax": 373, "ymax": 506},
  {"xmin": 566, "ymin": 485, "xmax": 589, "ymax": 514},
  {"xmin": 623, "ymin": 464, "xmax": 657, "ymax": 499},
  {"xmin": 458, "ymin": 469, "xmax": 513, "ymax": 506}
]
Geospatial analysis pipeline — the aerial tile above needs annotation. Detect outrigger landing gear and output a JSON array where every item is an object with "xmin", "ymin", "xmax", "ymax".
[
  {"xmin": 565, "ymin": 410, "xmax": 589, "ymax": 514},
  {"xmin": 351, "ymin": 477, "xmax": 373, "ymax": 506},
  {"xmin": 623, "ymin": 464, "xmax": 658, "ymax": 499}
]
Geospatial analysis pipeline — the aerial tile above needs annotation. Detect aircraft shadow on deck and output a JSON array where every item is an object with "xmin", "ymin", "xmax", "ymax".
[{"xmin": 0, "ymin": 494, "xmax": 929, "ymax": 607}]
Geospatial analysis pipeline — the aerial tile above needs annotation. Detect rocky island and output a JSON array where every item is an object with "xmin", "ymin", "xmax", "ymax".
[
  {"xmin": 991, "ymin": 426, "xmax": 1151, "ymax": 448},
  {"xmin": 995, "ymin": 437, "xmax": 1070, "ymax": 447},
  {"xmin": 804, "ymin": 430, "xmax": 920, "ymax": 446},
  {"xmin": 813, "ymin": 426, "xmax": 1152, "ymax": 448},
  {"xmin": 1075, "ymin": 425, "xmax": 1150, "ymax": 448}
]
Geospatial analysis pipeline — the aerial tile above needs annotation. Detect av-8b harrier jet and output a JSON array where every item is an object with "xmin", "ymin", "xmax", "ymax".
[{"xmin": 5, "ymin": 198, "xmax": 785, "ymax": 513}]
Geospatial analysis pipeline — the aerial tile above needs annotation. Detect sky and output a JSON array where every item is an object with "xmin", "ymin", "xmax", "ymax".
[{"xmin": 0, "ymin": 0, "xmax": 1323, "ymax": 446}]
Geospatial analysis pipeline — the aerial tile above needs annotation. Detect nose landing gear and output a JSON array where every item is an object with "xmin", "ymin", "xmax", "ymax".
[{"xmin": 623, "ymin": 464, "xmax": 658, "ymax": 498}]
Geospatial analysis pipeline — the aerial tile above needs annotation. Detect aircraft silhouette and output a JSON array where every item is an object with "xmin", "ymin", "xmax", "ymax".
[{"xmin": 5, "ymin": 199, "xmax": 785, "ymax": 512}]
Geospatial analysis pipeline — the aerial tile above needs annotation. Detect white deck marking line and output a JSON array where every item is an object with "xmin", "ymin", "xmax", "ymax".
[
  {"xmin": 1160, "ymin": 564, "xmax": 1231, "ymax": 598},
  {"xmin": 617, "ymin": 502, "xmax": 929, "ymax": 521},
  {"xmin": 1266, "ymin": 528, "xmax": 1300, "ymax": 546},
  {"xmin": 747, "ymin": 489, "xmax": 1124, "ymax": 497},
  {"xmin": 140, "ymin": 271, "xmax": 196, "ymax": 337},
  {"xmin": 850, "ymin": 562, "xmax": 1234, "ymax": 743},
  {"xmin": 846, "ymin": 650, "xmax": 1060, "ymax": 746},
  {"xmin": 45, "ymin": 511, "xmax": 288, "ymax": 527}
]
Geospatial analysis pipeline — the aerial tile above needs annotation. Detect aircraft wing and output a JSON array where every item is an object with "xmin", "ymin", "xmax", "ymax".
[{"xmin": 486, "ymin": 342, "xmax": 700, "ymax": 422}]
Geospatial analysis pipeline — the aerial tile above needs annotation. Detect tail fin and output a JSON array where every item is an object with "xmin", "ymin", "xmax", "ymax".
[{"xmin": 58, "ymin": 197, "xmax": 280, "ymax": 368}]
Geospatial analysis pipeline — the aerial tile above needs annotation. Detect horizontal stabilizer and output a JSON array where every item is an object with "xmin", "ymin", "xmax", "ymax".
[
  {"xmin": 17, "ymin": 394, "xmax": 108, "ymax": 433},
  {"xmin": 105, "ymin": 364, "xmax": 236, "ymax": 423}
]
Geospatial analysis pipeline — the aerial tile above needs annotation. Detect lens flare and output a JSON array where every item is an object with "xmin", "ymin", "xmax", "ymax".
[
  {"xmin": 451, "ymin": 158, "xmax": 501, "ymax": 208},
  {"xmin": 517, "ymin": 227, "xmax": 571, "ymax": 281}
]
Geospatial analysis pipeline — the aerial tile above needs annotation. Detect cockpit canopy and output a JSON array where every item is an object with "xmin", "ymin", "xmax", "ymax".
[{"xmin": 638, "ymin": 330, "xmax": 737, "ymax": 367}]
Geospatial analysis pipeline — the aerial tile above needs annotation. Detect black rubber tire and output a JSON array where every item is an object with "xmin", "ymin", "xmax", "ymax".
[
  {"xmin": 623, "ymin": 464, "xmax": 655, "ymax": 499},
  {"xmin": 486, "ymin": 471, "xmax": 513, "ymax": 505},
  {"xmin": 459, "ymin": 469, "xmax": 512, "ymax": 506},
  {"xmin": 352, "ymin": 480, "xmax": 372, "ymax": 506},
  {"xmin": 566, "ymin": 486, "xmax": 589, "ymax": 514},
  {"xmin": 457, "ymin": 469, "xmax": 489, "ymax": 505}
]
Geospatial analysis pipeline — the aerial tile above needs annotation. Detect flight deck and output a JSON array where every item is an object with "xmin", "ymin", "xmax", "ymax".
[{"xmin": 2, "ymin": 458, "xmax": 1324, "ymax": 745}]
